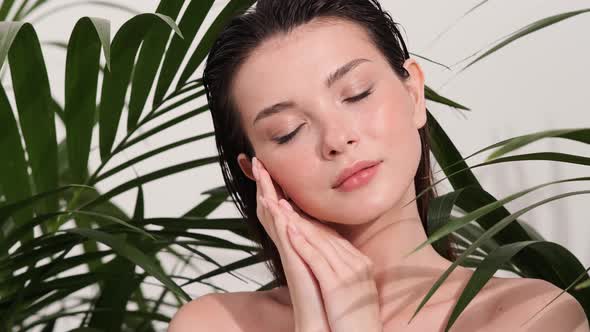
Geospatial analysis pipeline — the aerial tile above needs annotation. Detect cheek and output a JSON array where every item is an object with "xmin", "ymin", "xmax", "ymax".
[
  {"xmin": 365, "ymin": 96, "xmax": 411, "ymax": 142},
  {"xmin": 268, "ymin": 157, "xmax": 318, "ymax": 197},
  {"xmin": 269, "ymin": 157, "xmax": 330, "ymax": 218},
  {"xmin": 385, "ymin": 109, "xmax": 422, "ymax": 170},
  {"xmin": 368, "ymin": 94, "xmax": 423, "ymax": 192}
]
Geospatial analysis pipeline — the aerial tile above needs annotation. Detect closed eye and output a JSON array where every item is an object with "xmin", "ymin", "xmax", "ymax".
[
  {"xmin": 273, "ymin": 87, "xmax": 374, "ymax": 145},
  {"xmin": 344, "ymin": 87, "xmax": 373, "ymax": 103},
  {"xmin": 273, "ymin": 123, "xmax": 305, "ymax": 145}
]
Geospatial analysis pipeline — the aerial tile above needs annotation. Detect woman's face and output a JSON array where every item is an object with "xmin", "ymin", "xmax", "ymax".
[{"xmin": 234, "ymin": 18, "xmax": 427, "ymax": 225}]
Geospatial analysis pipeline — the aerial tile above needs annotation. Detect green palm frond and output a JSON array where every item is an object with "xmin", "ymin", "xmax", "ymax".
[{"xmin": 0, "ymin": 1, "xmax": 588, "ymax": 331}]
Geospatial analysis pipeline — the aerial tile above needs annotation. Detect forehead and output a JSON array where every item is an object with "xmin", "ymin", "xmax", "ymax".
[{"xmin": 230, "ymin": 18, "xmax": 384, "ymax": 122}]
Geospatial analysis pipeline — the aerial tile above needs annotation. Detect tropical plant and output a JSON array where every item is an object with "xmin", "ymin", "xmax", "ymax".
[{"xmin": 0, "ymin": 0, "xmax": 588, "ymax": 331}]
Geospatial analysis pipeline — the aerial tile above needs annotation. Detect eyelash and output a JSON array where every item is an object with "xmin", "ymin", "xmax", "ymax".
[{"xmin": 273, "ymin": 88, "xmax": 374, "ymax": 145}]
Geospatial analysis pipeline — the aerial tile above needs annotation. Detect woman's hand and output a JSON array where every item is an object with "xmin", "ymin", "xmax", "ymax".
[
  {"xmin": 253, "ymin": 157, "xmax": 383, "ymax": 332},
  {"xmin": 253, "ymin": 157, "xmax": 331, "ymax": 332}
]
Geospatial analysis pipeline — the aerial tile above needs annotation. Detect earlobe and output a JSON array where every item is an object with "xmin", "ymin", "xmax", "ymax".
[{"xmin": 237, "ymin": 153, "xmax": 255, "ymax": 181}]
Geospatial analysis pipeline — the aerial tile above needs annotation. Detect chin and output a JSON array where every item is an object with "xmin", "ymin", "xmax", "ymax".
[
  {"xmin": 338, "ymin": 176, "xmax": 413, "ymax": 224},
  {"xmin": 294, "ymin": 162, "xmax": 412, "ymax": 224},
  {"xmin": 322, "ymin": 193, "xmax": 393, "ymax": 226}
]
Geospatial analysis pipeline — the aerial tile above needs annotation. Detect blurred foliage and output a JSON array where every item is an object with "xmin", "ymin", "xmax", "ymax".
[{"xmin": 0, "ymin": 0, "xmax": 588, "ymax": 331}]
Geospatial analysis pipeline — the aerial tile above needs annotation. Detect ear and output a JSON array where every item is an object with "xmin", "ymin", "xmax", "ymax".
[
  {"xmin": 237, "ymin": 153, "xmax": 255, "ymax": 181},
  {"xmin": 402, "ymin": 58, "xmax": 427, "ymax": 129}
]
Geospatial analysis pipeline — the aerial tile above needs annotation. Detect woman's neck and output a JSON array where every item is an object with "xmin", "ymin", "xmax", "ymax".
[{"xmin": 331, "ymin": 181, "xmax": 458, "ymax": 294}]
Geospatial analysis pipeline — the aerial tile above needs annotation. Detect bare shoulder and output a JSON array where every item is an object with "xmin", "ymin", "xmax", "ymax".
[
  {"xmin": 488, "ymin": 277, "xmax": 589, "ymax": 332},
  {"xmin": 168, "ymin": 289, "xmax": 290, "ymax": 332},
  {"xmin": 167, "ymin": 292, "xmax": 241, "ymax": 332}
]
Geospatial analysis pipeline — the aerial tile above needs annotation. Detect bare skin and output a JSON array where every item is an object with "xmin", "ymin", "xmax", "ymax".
[
  {"xmin": 182, "ymin": 275, "xmax": 587, "ymax": 331},
  {"xmin": 168, "ymin": 16, "xmax": 589, "ymax": 332}
]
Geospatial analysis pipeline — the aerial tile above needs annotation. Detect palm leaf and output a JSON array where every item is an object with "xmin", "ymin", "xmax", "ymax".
[
  {"xmin": 0, "ymin": 0, "xmax": 16, "ymax": 21},
  {"xmin": 28, "ymin": 1, "xmax": 140, "ymax": 25},
  {"xmin": 431, "ymin": 128, "xmax": 589, "ymax": 174},
  {"xmin": 98, "ymin": 13, "xmax": 182, "ymax": 161},
  {"xmin": 427, "ymin": 112, "xmax": 546, "ymax": 277},
  {"xmin": 65, "ymin": 17, "xmax": 110, "ymax": 183},
  {"xmin": 63, "ymin": 228, "xmax": 190, "ymax": 302},
  {"xmin": 3, "ymin": 0, "xmax": 589, "ymax": 329},
  {"xmin": 0, "ymin": 84, "xmax": 32, "ymax": 247},
  {"xmin": 1, "ymin": 22, "xmax": 59, "ymax": 231},
  {"xmin": 152, "ymin": 0, "xmax": 215, "ymax": 107},
  {"xmin": 127, "ymin": 0, "xmax": 185, "ymax": 131},
  {"xmin": 425, "ymin": 85, "xmax": 470, "ymax": 111},
  {"xmin": 175, "ymin": 0, "xmax": 257, "ymax": 91},
  {"xmin": 409, "ymin": 188, "xmax": 590, "ymax": 328},
  {"xmin": 446, "ymin": 241, "xmax": 590, "ymax": 331},
  {"xmin": 460, "ymin": 8, "xmax": 590, "ymax": 72}
]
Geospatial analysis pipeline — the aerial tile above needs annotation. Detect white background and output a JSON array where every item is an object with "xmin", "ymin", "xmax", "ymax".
[{"xmin": 4, "ymin": 0, "xmax": 590, "ymax": 330}]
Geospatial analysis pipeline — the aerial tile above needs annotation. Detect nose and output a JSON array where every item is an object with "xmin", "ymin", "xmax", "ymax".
[{"xmin": 321, "ymin": 115, "xmax": 360, "ymax": 159}]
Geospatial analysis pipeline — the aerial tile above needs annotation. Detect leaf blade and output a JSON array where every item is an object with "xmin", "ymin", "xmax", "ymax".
[
  {"xmin": 65, "ymin": 17, "xmax": 109, "ymax": 183},
  {"xmin": 98, "ymin": 13, "xmax": 181, "ymax": 161},
  {"xmin": 127, "ymin": 0, "xmax": 185, "ymax": 131}
]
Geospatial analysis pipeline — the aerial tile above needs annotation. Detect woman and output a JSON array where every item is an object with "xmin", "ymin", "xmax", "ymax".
[{"xmin": 169, "ymin": 0, "xmax": 589, "ymax": 331}]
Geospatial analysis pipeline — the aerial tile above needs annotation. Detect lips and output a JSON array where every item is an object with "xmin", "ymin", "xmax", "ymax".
[{"xmin": 333, "ymin": 159, "xmax": 382, "ymax": 189}]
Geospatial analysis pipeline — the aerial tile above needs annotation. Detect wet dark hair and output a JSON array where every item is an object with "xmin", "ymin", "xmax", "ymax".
[{"xmin": 202, "ymin": 0, "xmax": 458, "ymax": 287}]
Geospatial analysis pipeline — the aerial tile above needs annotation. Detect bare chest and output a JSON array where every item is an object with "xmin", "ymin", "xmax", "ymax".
[
  {"xmin": 380, "ymin": 296, "xmax": 498, "ymax": 332},
  {"xmin": 242, "ymin": 289, "xmax": 499, "ymax": 332},
  {"xmin": 241, "ymin": 300, "xmax": 497, "ymax": 332},
  {"xmin": 236, "ymin": 277, "xmax": 521, "ymax": 332},
  {"xmin": 381, "ymin": 283, "xmax": 499, "ymax": 332}
]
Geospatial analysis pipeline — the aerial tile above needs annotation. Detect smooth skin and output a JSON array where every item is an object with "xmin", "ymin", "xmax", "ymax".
[
  {"xmin": 253, "ymin": 156, "xmax": 382, "ymax": 332},
  {"xmin": 169, "ymin": 16, "xmax": 589, "ymax": 332}
]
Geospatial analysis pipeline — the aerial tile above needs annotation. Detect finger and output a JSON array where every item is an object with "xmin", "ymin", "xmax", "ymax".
[
  {"xmin": 265, "ymin": 198, "xmax": 298, "ymax": 260},
  {"xmin": 254, "ymin": 157, "xmax": 287, "ymax": 244},
  {"xmin": 254, "ymin": 157, "xmax": 286, "ymax": 203},
  {"xmin": 252, "ymin": 156, "xmax": 260, "ymax": 181},
  {"xmin": 278, "ymin": 198, "xmax": 317, "ymax": 225},
  {"xmin": 330, "ymin": 236, "xmax": 375, "ymax": 277},
  {"xmin": 280, "ymin": 200, "xmax": 350, "ymax": 276},
  {"xmin": 332, "ymin": 235, "xmax": 374, "ymax": 267},
  {"xmin": 280, "ymin": 199, "xmax": 367, "ymax": 277},
  {"xmin": 257, "ymin": 194, "xmax": 277, "ymax": 241},
  {"xmin": 278, "ymin": 198, "xmax": 295, "ymax": 213},
  {"xmin": 283, "ymin": 198, "xmax": 330, "ymax": 227},
  {"xmin": 286, "ymin": 221, "xmax": 336, "ymax": 287},
  {"xmin": 279, "ymin": 199, "xmax": 338, "ymax": 242},
  {"xmin": 254, "ymin": 159, "xmax": 277, "ymax": 242},
  {"xmin": 253, "ymin": 157, "xmax": 273, "ymax": 200}
]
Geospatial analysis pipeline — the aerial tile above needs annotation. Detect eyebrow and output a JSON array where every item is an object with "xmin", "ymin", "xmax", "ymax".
[{"xmin": 252, "ymin": 58, "xmax": 371, "ymax": 126}]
